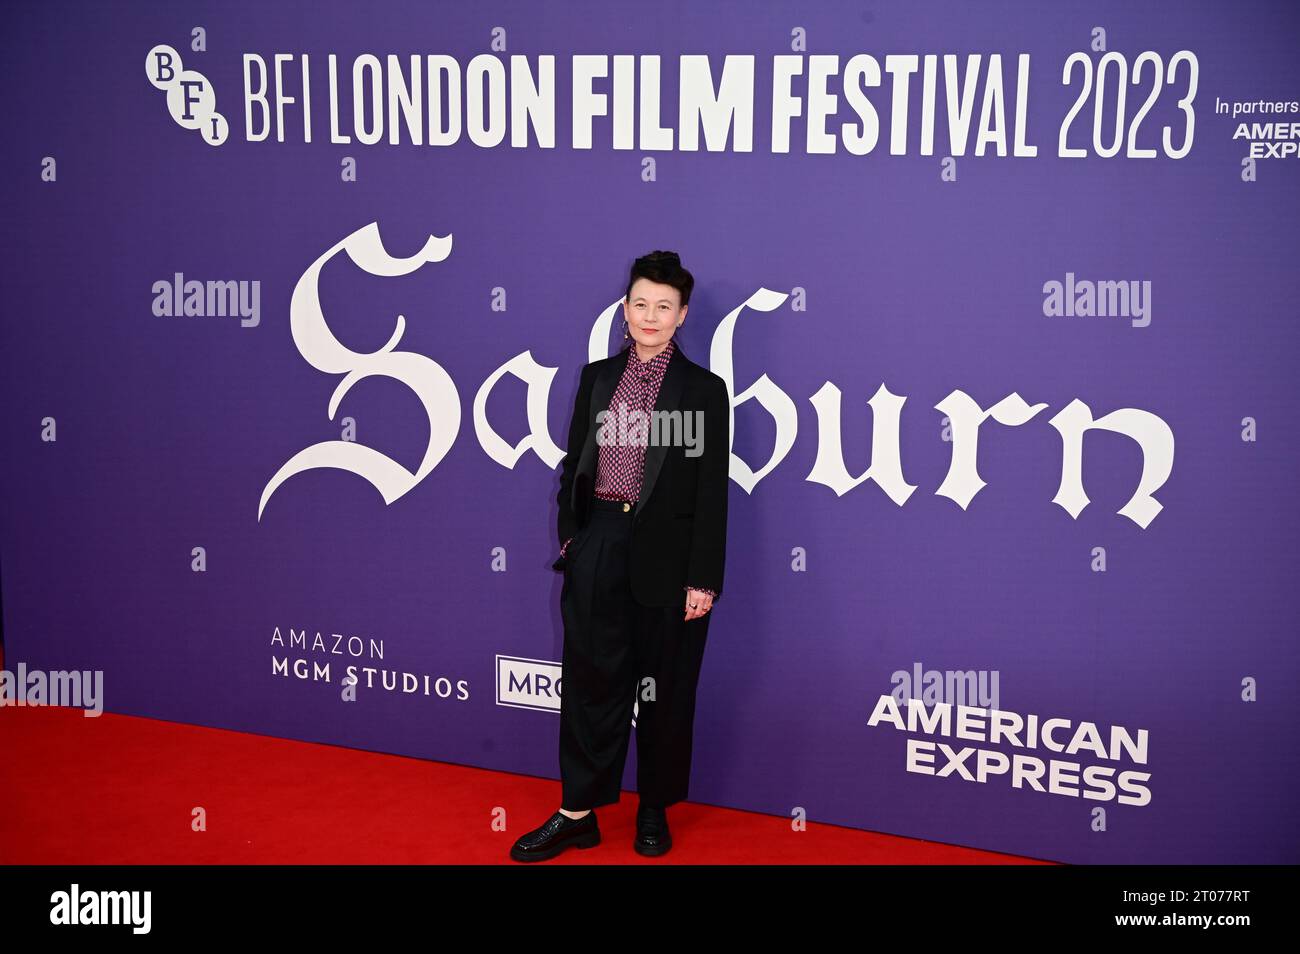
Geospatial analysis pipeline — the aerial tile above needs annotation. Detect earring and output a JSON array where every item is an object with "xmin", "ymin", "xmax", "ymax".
[{"xmin": 624, "ymin": 320, "xmax": 630, "ymax": 340}]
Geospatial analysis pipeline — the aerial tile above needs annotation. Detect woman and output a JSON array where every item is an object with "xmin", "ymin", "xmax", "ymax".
[{"xmin": 511, "ymin": 250, "xmax": 731, "ymax": 862}]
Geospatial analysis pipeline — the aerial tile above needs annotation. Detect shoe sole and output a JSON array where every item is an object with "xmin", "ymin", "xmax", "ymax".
[
  {"xmin": 634, "ymin": 836, "xmax": 672, "ymax": 857},
  {"xmin": 510, "ymin": 827, "xmax": 601, "ymax": 862}
]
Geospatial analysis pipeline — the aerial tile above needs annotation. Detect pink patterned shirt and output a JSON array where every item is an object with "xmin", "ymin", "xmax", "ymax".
[{"xmin": 562, "ymin": 337, "xmax": 718, "ymax": 604}]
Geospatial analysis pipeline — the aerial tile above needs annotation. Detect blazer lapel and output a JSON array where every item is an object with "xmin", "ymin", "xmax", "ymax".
[
  {"xmin": 573, "ymin": 357, "xmax": 619, "ymax": 512},
  {"xmin": 573, "ymin": 342, "xmax": 688, "ymax": 519},
  {"xmin": 633, "ymin": 342, "xmax": 686, "ymax": 519}
]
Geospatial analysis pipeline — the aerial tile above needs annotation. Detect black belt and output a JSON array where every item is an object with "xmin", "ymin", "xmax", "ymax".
[{"xmin": 591, "ymin": 495, "xmax": 636, "ymax": 513}]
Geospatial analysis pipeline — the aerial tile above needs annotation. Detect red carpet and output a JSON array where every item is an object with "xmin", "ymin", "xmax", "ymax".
[{"xmin": 0, "ymin": 649, "xmax": 1053, "ymax": 865}]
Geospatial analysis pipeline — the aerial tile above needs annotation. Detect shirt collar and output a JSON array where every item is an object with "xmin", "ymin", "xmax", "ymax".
[{"xmin": 627, "ymin": 336, "xmax": 676, "ymax": 373}]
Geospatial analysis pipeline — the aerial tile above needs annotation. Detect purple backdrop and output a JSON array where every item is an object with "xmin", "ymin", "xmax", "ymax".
[{"xmin": 2, "ymin": 0, "xmax": 1297, "ymax": 863}]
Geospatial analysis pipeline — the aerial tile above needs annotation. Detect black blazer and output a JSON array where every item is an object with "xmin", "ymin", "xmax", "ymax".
[{"xmin": 552, "ymin": 340, "xmax": 731, "ymax": 607}]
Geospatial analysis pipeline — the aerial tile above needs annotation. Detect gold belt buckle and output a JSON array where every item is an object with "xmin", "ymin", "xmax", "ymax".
[{"xmin": 622, "ymin": 502, "xmax": 631, "ymax": 512}]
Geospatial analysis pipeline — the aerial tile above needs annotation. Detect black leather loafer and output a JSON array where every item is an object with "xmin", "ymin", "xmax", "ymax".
[
  {"xmin": 510, "ymin": 810, "xmax": 600, "ymax": 862},
  {"xmin": 634, "ymin": 804, "xmax": 672, "ymax": 857}
]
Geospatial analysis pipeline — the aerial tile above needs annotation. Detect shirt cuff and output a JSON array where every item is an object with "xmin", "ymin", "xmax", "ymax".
[{"xmin": 684, "ymin": 585, "xmax": 718, "ymax": 603}]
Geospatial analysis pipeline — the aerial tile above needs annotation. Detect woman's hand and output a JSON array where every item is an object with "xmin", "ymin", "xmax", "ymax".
[{"xmin": 684, "ymin": 588, "xmax": 714, "ymax": 621}]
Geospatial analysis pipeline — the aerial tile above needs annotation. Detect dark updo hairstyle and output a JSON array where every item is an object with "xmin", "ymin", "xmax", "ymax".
[{"xmin": 624, "ymin": 250, "xmax": 694, "ymax": 309}]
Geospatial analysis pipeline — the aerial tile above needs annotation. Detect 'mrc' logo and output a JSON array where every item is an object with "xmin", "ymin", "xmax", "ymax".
[{"xmin": 496, "ymin": 655, "xmax": 562, "ymax": 712}]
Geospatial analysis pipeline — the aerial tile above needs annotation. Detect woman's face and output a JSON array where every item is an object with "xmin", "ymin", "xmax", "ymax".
[{"xmin": 624, "ymin": 277, "xmax": 687, "ymax": 350}]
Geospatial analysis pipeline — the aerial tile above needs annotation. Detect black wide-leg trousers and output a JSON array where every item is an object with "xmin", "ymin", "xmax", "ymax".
[{"xmin": 559, "ymin": 495, "xmax": 711, "ymax": 810}]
